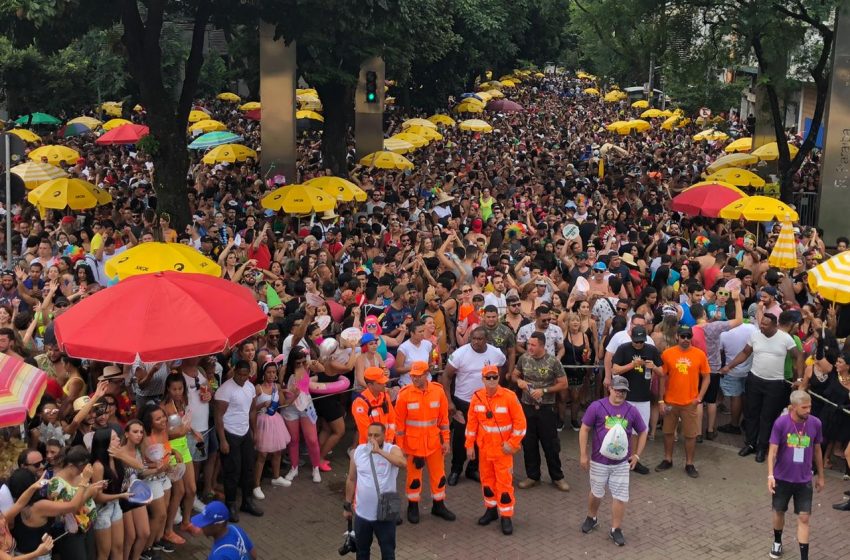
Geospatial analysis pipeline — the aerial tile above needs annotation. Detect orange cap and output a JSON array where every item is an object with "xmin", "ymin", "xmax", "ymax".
[
  {"xmin": 364, "ymin": 366, "xmax": 388, "ymax": 384},
  {"xmin": 481, "ymin": 365, "xmax": 499, "ymax": 377},
  {"xmin": 410, "ymin": 361, "xmax": 430, "ymax": 376}
]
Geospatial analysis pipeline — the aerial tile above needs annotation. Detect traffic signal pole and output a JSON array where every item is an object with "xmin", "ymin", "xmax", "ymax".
[{"xmin": 355, "ymin": 57, "xmax": 385, "ymax": 160}]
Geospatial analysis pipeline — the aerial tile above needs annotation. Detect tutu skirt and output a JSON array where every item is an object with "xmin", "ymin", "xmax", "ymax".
[{"xmin": 255, "ymin": 411, "xmax": 291, "ymax": 453}]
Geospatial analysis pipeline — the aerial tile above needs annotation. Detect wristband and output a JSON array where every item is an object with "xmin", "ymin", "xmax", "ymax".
[{"xmin": 767, "ymin": 475, "xmax": 774, "ymax": 480}]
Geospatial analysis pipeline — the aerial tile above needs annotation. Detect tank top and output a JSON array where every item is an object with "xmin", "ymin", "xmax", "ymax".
[{"xmin": 12, "ymin": 513, "xmax": 44, "ymax": 554}]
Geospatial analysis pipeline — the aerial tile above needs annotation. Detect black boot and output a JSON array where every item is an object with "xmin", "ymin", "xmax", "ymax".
[
  {"xmin": 240, "ymin": 497, "xmax": 264, "ymax": 517},
  {"xmin": 500, "ymin": 516, "xmax": 513, "ymax": 535},
  {"xmin": 477, "ymin": 507, "xmax": 498, "ymax": 526},
  {"xmin": 833, "ymin": 500, "xmax": 850, "ymax": 511},
  {"xmin": 407, "ymin": 502, "xmax": 420, "ymax": 524},
  {"xmin": 430, "ymin": 500, "xmax": 456, "ymax": 521},
  {"xmin": 226, "ymin": 502, "xmax": 239, "ymax": 523}
]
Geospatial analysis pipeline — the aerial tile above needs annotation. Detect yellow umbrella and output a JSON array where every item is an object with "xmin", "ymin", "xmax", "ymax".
[
  {"xmin": 807, "ymin": 252, "xmax": 850, "ymax": 304},
  {"xmin": 383, "ymin": 138, "xmax": 416, "ymax": 154},
  {"xmin": 751, "ymin": 142, "xmax": 799, "ymax": 161},
  {"xmin": 296, "ymin": 88, "xmax": 318, "ymax": 96},
  {"xmin": 768, "ymin": 221, "xmax": 799, "ymax": 270},
  {"xmin": 202, "ymin": 144, "xmax": 257, "ymax": 165},
  {"xmin": 458, "ymin": 119, "xmax": 493, "ymax": 133},
  {"xmin": 67, "ymin": 116, "xmax": 101, "ymax": 129},
  {"xmin": 187, "ymin": 110, "xmax": 210, "ymax": 123},
  {"xmin": 684, "ymin": 180, "xmax": 747, "ymax": 196},
  {"xmin": 27, "ymin": 145, "xmax": 80, "ymax": 166},
  {"xmin": 724, "ymin": 137, "xmax": 752, "ymax": 153},
  {"xmin": 405, "ymin": 125, "xmax": 443, "ymax": 141},
  {"xmin": 478, "ymin": 81, "xmax": 502, "ymax": 90},
  {"xmin": 632, "ymin": 100, "xmax": 649, "ymax": 109},
  {"xmin": 8, "ymin": 129, "xmax": 41, "ymax": 143},
  {"xmin": 303, "ymin": 176, "xmax": 367, "ymax": 202},
  {"xmin": 189, "ymin": 119, "xmax": 227, "ymax": 133},
  {"xmin": 476, "ymin": 91, "xmax": 493, "ymax": 102},
  {"xmin": 583, "ymin": 87, "xmax": 600, "ymax": 95},
  {"xmin": 401, "ymin": 118, "xmax": 437, "ymax": 130},
  {"xmin": 27, "ymin": 178, "xmax": 111, "ymax": 211},
  {"xmin": 640, "ymin": 109, "xmax": 664, "ymax": 119},
  {"xmin": 299, "ymin": 99, "xmax": 323, "ymax": 111},
  {"xmin": 718, "ymin": 196, "xmax": 799, "ymax": 222},
  {"xmin": 102, "ymin": 118, "xmax": 132, "ymax": 131},
  {"xmin": 217, "ymin": 92, "xmax": 241, "ymax": 103},
  {"xmin": 391, "ymin": 132, "xmax": 429, "ymax": 148},
  {"xmin": 296, "ymin": 92, "xmax": 320, "ymax": 103},
  {"xmin": 455, "ymin": 102, "xmax": 484, "ymax": 114},
  {"xmin": 659, "ymin": 110, "xmax": 675, "ymax": 117},
  {"xmin": 614, "ymin": 120, "xmax": 651, "ymax": 135},
  {"xmin": 261, "ymin": 184, "xmax": 336, "ymax": 214},
  {"xmin": 101, "ymin": 102, "xmax": 123, "ymax": 117},
  {"xmin": 428, "ymin": 114, "xmax": 456, "ymax": 126},
  {"xmin": 606, "ymin": 121, "xmax": 630, "ymax": 132},
  {"xmin": 500, "ymin": 80, "xmax": 516, "ymax": 88},
  {"xmin": 133, "ymin": 104, "xmax": 144, "ymax": 113},
  {"xmin": 11, "ymin": 162, "xmax": 67, "ymax": 189},
  {"xmin": 359, "ymin": 151, "xmax": 415, "ymax": 170},
  {"xmin": 296, "ymin": 110, "xmax": 324, "ymax": 122},
  {"xmin": 105, "ymin": 242, "xmax": 222, "ymax": 280},
  {"xmin": 706, "ymin": 153, "xmax": 759, "ymax": 174},
  {"xmin": 486, "ymin": 89, "xmax": 505, "ymax": 99},
  {"xmin": 705, "ymin": 168, "xmax": 766, "ymax": 188},
  {"xmin": 693, "ymin": 129, "xmax": 729, "ymax": 142},
  {"xmin": 239, "ymin": 101, "xmax": 261, "ymax": 111}
]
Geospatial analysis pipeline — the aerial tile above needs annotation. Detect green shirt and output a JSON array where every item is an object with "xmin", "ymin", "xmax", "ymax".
[{"xmin": 516, "ymin": 353, "xmax": 565, "ymax": 405}]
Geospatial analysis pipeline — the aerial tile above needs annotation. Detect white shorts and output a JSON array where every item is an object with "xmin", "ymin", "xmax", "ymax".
[
  {"xmin": 627, "ymin": 401, "xmax": 651, "ymax": 435},
  {"xmin": 589, "ymin": 460, "xmax": 630, "ymax": 502},
  {"xmin": 146, "ymin": 476, "xmax": 172, "ymax": 500},
  {"xmin": 93, "ymin": 499, "xmax": 122, "ymax": 530}
]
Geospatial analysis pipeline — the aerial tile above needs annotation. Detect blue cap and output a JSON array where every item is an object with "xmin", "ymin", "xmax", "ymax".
[
  {"xmin": 565, "ymin": 201, "xmax": 577, "ymax": 210},
  {"xmin": 190, "ymin": 501, "xmax": 229, "ymax": 528},
  {"xmin": 359, "ymin": 332, "xmax": 376, "ymax": 346},
  {"xmin": 592, "ymin": 261, "xmax": 607, "ymax": 271}
]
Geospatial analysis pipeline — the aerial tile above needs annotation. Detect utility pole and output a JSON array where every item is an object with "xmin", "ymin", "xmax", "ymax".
[{"xmin": 647, "ymin": 53, "xmax": 655, "ymax": 106}]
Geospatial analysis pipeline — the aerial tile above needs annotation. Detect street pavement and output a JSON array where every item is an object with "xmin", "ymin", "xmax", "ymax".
[{"xmin": 174, "ymin": 425, "xmax": 850, "ymax": 560}]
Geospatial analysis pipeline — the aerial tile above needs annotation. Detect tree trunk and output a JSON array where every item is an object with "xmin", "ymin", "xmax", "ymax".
[
  {"xmin": 147, "ymin": 118, "xmax": 192, "ymax": 231},
  {"xmin": 317, "ymin": 81, "xmax": 353, "ymax": 176}
]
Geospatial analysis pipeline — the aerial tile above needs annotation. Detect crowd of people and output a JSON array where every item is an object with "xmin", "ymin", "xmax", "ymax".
[{"xmin": 0, "ymin": 70, "xmax": 848, "ymax": 560}]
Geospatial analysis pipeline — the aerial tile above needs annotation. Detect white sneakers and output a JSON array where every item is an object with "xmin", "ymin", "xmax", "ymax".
[
  {"xmin": 271, "ymin": 476, "xmax": 292, "ymax": 487},
  {"xmin": 279, "ymin": 467, "xmax": 321, "ymax": 483},
  {"xmin": 193, "ymin": 497, "xmax": 206, "ymax": 513},
  {"xmin": 312, "ymin": 467, "xmax": 321, "ymax": 483},
  {"xmin": 284, "ymin": 468, "xmax": 299, "ymax": 482},
  {"xmin": 253, "ymin": 487, "xmax": 265, "ymax": 500}
]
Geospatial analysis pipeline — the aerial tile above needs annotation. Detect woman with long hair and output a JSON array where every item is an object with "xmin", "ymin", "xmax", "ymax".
[
  {"xmin": 561, "ymin": 312, "xmax": 594, "ymax": 430},
  {"xmin": 160, "ymin": 374, "xmax": 200, "ymax": 544},
  {"xmin": 633, "ymin": 287, "xmax": 658, "ymax": 327},
  {"xmin": 90, "ymin": 428, "xmax": 135, "ymax": 560},
  {"xmin": 252, "ymin": 361, "xmax": 292, "ymax": 499},
  {"xmin": 48, "ymin": 445, "xmax": 106, "ymax": 558},
  {"xmin": 141, "ymin": 405, "xmax": 180, "ymax": 556},
  {"xmin": 281, "ymin": 348, "xmax": 323, "ymax": 484},
  {"xmin": 119, "ymin": 420, "xmax": 153, "ymax": 560},
  {"xmin": 4, "ymin": 468, "xmax": 57, "ymax": 560}
]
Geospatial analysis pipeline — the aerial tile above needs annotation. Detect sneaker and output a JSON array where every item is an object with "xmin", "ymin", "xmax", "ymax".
[
  {"xmin": 162, "ymin": 531, "xmax": 185, "ymax": 545},
  {"xmin": 769, "ymin": 541, "xmax": 783, "ymax": 558},
  {"xmin": 580, "ymin": 516, "xmax": 598, "ymax": 534},
  {"xmin": 610, "ymin": 528, "xmax": 626, "ymax": 546},
  {"xmin": 192, "ymin": 497, "xmax": 206, "ymax": 513},
  {"xmin": 633, "ymin": 462, "xmax": 650, "ymax": 475},
  {"xmin": 141, "ymin": 550, "xmax": 162, "ymax": 560},
  {"xmin": 271, "ymin": 476, "xmax": 292, "ymax": 487},
  {"xmin": 696, "ymin": 434, "xmax": 704, "ymax": 444},
  {"xmin": 655, "ymin": 460, "xmax": 673, "ymax": 472},
  {"xmin": 571, "ymin": 420, "xmax": 581, "ymax": 432},
  {"xmin": 319, "ymin": 460, "xmax": 332, "ymax": 472},
  {"xmin": 556, "ymin": 419, "xmax": 565, "ymax": 432},
  {"xmin": 152, "ymin": 540, "xmax": 175, "ymax": 553},
  {"xmin": 312, "ymin": 466, "xmax": 322, "ymax": 483},
  {"xmin": 685, "ymin": 464, "xmax": 699, "ymax": 478},
  {"xmin": 284, "ymin": 467, "xmax": 299, "ymax": 482},
  {"xmin": 252, "ymin": 487, "xmax": 265, "ymax": 500}
]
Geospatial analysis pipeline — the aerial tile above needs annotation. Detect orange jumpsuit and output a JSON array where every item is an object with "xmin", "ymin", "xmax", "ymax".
[
  {"xmin": 465, "ymin": 386, "xmax": 526, "ymax": 517},
  {"xmin": 395, "ymin": 381, "xmax": 451, "ymax": 503},
  {"xmin": 351, "ymin": 388, "xmax": 396, "ymax": 444}
]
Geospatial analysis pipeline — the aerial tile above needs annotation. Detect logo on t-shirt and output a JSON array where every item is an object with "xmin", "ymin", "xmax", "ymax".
[
  {"xmin": 675, "ymin": 358, "xmax": 692, "ymax": 375},
  {"xmin": 604, "ymin": 415, "xmax": 629, "ymax": 430},
  {"xmin": 786, "ymin": 433, "xmax": 811, "ymax": 448}
]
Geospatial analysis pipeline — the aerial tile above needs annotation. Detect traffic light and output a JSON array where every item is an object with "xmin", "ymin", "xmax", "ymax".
[{"xmin": 365, "ymin": 71, "xmax": 378, "ymax": 103}]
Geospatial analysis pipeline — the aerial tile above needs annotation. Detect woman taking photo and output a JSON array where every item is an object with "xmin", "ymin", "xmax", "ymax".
[
  {"xmin": 281, "ymin": 348, "xmax": 324, "ymax": 484},
  {"xmin": 90, "ymin": 428, "xmax": 136, "ymax": 560},
  {"xmin": 252, "ymin": 361, "xmax": 292, "ymax": 499},
  {"xmin": 4, "ymin": 469, "xmax": 59, "ymax": 560},
  {"xmin": 120, "ymin": 419, "xmax": 156, "ymax": 560},
  {"xmin": 141, "ymin": 405, "xmax": 180, "ymax": 556}
]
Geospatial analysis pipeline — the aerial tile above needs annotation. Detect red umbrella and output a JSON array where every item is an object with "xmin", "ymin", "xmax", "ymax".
[
  {"xmin": 96, "ymin": 124, "xmax": 150, "ymax": 145},
  {"xmin": 245, "ymin": 109, "xmax": 261, "ymax": 121},
  {"xmin": 670, "ymin": 181, "xmax": 746, "ymax": 218},
  {"xmin": 486, "ymin": 99, "xmax": 523, "ymax": 112},
  {"xmin": 54, "ymin": 271, "xmax": 266, "ymax": 363}
]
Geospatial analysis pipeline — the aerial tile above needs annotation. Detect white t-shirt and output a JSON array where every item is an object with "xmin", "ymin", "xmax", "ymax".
[
  {"xmin": 447, "ymin": 343, "xmax": 506, "ymax": 402},
  {"xmin": 483, "ymin": 292, "xmax": 507, "ymax": 317},
  {"xmin": 215, "ymin": 378, "xmax": 256, "ymax": 436},
  {"xmin": 353, "ymin": 442, "xmax": 400, "ymax": 521},
  {"xmin": 182, "ymin": 368, "xmax": 210, "ymax": 432},
  {"xmin": 516, "ymin": 322, "xmax": 564, "ymax": 356},
  {"xmin": 720, "ymin": 323, "xmax": 758, "ymax": 378},
  {"xmin": 396, "ymin": 339, "xmax": 433, "ymax": 386},
  {"xmin": 605, "ymin": 330, "xmax": 656, "ymax": 354},
  {"xmin": 0, "ymin": 484, "xmax": 13, "ymax": 514},
  {"xmin": 749, "ymin": 329, "xmax": 796, "ymax": 381}
]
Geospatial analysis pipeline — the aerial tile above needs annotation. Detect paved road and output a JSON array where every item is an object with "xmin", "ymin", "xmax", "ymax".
[{"xmin": 174, "ymin": 426, "xmax": 850, "ymax": 560}]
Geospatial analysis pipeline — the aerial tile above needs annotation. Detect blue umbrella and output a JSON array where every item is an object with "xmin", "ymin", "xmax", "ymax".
[
  {"xmin": 460, "ymin": 93, "xmax": 483, "ymax": 101},
  {"xmin": 188, "ymin": 131, "xmax": 243, "ymax": 149}
]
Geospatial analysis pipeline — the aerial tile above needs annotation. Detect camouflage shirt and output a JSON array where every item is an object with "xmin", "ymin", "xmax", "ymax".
[
  {"xmin": 482, "ymin": 323, "xmax": 516, "ymax": 352},
  {"xmin": 516, "ymin": 353, "xmax": 565, "ymax": 405}
]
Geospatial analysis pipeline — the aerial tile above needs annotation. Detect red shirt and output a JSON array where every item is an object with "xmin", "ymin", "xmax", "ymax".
[{"xmin": 248, "ymin": 243, "xmax": 271, "ymax": 270}]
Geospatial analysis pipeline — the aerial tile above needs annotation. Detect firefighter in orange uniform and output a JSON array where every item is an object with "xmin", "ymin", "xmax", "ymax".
[
  {"xmin": 465, "ymin": 365, "xmax": 527, "ymax": 536},
  {"xmin": 351, "ymin": 367, "xmax": 396, "ymax": 444},
  {"xmin": 394, "ymin": 361, "xmax": 456, "ymax": 524}
]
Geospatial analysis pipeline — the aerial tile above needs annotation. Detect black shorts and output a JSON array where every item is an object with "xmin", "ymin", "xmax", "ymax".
[
  {"xmin": 703, "ymin": 373, "xmax": 721, "ymax": 404},
  {"xmin": 772, "ymin": 479, "xmax": 813, "ymax": 514},
  {"xmin": 313, "ymin": 394, "xmax": 344, "ymax": 422}
]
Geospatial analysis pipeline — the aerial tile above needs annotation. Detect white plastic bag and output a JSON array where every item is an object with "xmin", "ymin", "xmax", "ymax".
[{"xmin": 599, "ymin": 422, "xmax": 629, "ymax": 461}]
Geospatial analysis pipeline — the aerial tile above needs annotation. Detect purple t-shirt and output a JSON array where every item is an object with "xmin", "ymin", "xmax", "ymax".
[
  {"xmin": 582, "ymin": 398, "xmax": 647, "ymax": 465},
  {"xmin": 769, "ymin": 412, "xmax": 823, "ymax": 484}
]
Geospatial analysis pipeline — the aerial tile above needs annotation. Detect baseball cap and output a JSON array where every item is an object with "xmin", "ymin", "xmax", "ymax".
[
  {"xmin": 481, "ymin": 365, "xmax": 499, "ymax": 377},
  {"xmin": 610, "ymin": 375, "xmax": 630, "ymax": 392},
  {"xmin": 410, "ymin": 361, "xmax": 430, "ymax": 377},
  {"xmin": 565, "ymin": 201, "xmax": 577, "ymax": 210},
  {"xmin": 677, "ymin": 325, "xmax": 693, "ymax": 337},
  {"xmin": 364, "ymin": 367, "xmax": 388, "ymax": 384},
  {"xmin": 631, "ymin": 326, "xmax": 647, "ymax": 343},
  {"xmin": 592, "ymin": 262, "xmax": 607, "ymax": 272},
  {"xmin": 359, "ymin": 333, "xmax": 377, "ymax": 346},
  {"xmin": 190, "ymin": 501, "xmax": 229, "ymax": 529},
  {"xmin": 577, "ymin": 251, "xmax": 588, "ymax": 260}
]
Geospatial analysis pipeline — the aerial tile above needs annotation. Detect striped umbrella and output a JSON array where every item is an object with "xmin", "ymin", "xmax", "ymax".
[
  {"xmin": 0, "ymin": 352, "xmax": 48, "ymax": 428},
  {"xmin": 808, "ymin": 252, "xmax": 850, "ymax": 304},
  {"xmin": 11, "ymin": 161, "xmax": 67, "ymax": 189},
  {"xmin": 768, "ymin": 221, "xmax": 798, "ymax": 270},
  {"xmin": 189, "ymin": 132, "xmax": 243, "ymax": 149}
]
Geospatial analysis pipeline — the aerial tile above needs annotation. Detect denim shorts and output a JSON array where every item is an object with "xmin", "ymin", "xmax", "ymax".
[
  {"xmin": 94, "ymin": 499, "xmax": 122, "ymax": 530},
  {"xmin": 147, "ymin": 476, "xmax": 172, "ymax": 500},
  {"xmin": 720, "ymin": 375, "xmax": 747, "ymax": 398},
  {"xmin": 772, "ymin": 480, "xmax": 813, "ymax": 514},
  {"xmin": 190, "ymin": 429, "xmax": 218, "ymax": 462}
]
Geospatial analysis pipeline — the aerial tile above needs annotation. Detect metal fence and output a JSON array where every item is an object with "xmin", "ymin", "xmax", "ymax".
[{"xmin": 793, "ymin": 191, "xmax": 819, "ymax": 226}]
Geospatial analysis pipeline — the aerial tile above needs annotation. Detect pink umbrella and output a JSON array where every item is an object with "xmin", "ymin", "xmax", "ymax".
[
  {"xmin": 96, "ymin": 124, "xmax": 150, "ymax": 145},
  {"xmin": 670, "ymin": 182, "xmax": 746, "ymax": 218},
  {"xmin": 486, "ymin": 99, "xmax": 523, "ymax": 112}
]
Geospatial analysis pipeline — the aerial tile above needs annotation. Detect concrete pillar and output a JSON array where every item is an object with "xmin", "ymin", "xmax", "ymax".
[{"xmin": 259, "ymin": 22, "xmax": 297, "ymax": 184}]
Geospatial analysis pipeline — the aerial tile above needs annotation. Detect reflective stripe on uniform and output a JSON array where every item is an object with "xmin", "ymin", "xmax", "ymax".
[
  {"xmin": 407, "ymin": 492, "xmax": 420, "ymax": 499},
  {"xmin": 387, "ymin": 424, "xmax": 396, "ymax": 430},
  {"xmin": 482, "ymin": 424, "xmax": 512, "ymax": 433},
  {"xmin": 406, "ymin": 419, "xmax": 438, "ymax": 427},
  {"xmin": 495, "ymin": 406, "xmax": 508, "ymax": 413},
  {"xmin": 439, "ymin": 424, "xmax": 450, "ymax": 431},
  {"xmin": 484, "ymin": 499, "xmax": 497, "ymax": 507},
  {"xmin": 512, "ymin": 429, "xmax": 526, "ymax": 436},
  {"xmin": 370, "ymin": 410, "xmax": 380, "ymax": 417},
  {"xmin": 498, "ymin": 506, "xmax": 514, "ymax": 513},
  {"xmin": 407, "ymin": 402, "xmax": 420, "ymax": 409},
  {"xmin": 432, "ymin": 491, "xmax": 446, "ymax": 500},
  {"xmin": 429, "ymin": 401, "xmax": 440, "ymax": 408},
  {"xmin": 474, "ymin": 405, "xmax": 486, "ymax": 412},
  {"xmin": 465, "ymin": 430, "xmax": 476, "ymax": 437}
]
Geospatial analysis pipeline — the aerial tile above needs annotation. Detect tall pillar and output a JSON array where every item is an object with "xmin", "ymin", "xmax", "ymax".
[
  {"xmin": 355, "ymin": 57, "xmax": 385, "ymax": 160},
  {"xmin": 818, "ymin": 1, "xmax": 850, "ymax": 245},
  {"xmin": 259, "ymin": 22, "xmax": 297, "ymax": 184}
]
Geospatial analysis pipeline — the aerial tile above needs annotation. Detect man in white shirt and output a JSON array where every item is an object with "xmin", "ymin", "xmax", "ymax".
[
  {"xmin": 717, "ymin": 318, "xmax": 758, "ymax": 435},
  {"xmin": 214, "ymin": 360, "xmax": 262, "ymax": 521},
  {"xmin": 394, "ymin": 321, "xmax": 433, "ymax": 386},
  {"xmin": 482, "ymin": 273, "xmax": 508, "ymax": 317},
  {"xmin": 516, "ymin": 305, "xmax": 564, "ymax": 358},
  {"xmin": 721, "ymin": 312, "xmax": 804, "ymax": 463},
  {"xmin": 442, "ymin": 327, "xmax": 506, "ymax": 485}
]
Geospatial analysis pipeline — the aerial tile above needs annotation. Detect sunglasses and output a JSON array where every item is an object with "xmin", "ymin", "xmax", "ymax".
[
  {"xmin": 508, "ymin": 302, "xmax": 520, "ymax": 306},
  {"xmin": 717, "ymin": 291, "xmax": 730, "ymax": 297},
  {"xmin": 483, "ymin": 375, "xmax": 499, "ymax": 381},
  {"xmin": 679, "ymin": 334, "xmax": 693, "ymax": 340},
  {"xmin": 462, "ymin": 288, "xmax": 472, "ymax": 293},
  {"xmin": 617, "ymin": 307, "xmax": 629, "ymax": 312},
  {"xmin": 26, "ymin": 460, "xmax": 46, "ymax": 468}
]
